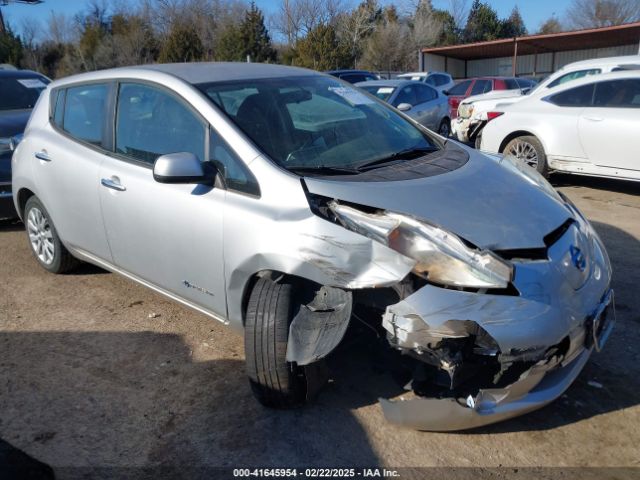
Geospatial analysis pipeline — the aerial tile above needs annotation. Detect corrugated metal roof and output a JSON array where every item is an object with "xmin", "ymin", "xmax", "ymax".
[{"xmin": 422, "ymin": 22, "xmax": 640, "ymax": 60}]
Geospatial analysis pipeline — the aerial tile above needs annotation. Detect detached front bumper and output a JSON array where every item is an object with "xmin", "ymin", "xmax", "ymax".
[{"xmin": 379, "ymin": 217, "xmax": 613, "ymax": 431}]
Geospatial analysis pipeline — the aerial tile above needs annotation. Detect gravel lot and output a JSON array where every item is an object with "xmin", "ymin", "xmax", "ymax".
[{"xmin": 1, "ymin": 174, "xmax": 639, "ymax": 478}]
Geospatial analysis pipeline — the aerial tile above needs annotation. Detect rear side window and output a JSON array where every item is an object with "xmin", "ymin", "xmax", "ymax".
[
  {"xmin": 115, "ymin": 83, "xmax": 205, "ymax": 165},
  {"xmin": 447, "ymin": 80, "xmax": 471, "ymax": 95},
  {"xmin": 548, "ymin": 84, "xmax": 595, "ymax": 107},
  {"xmin": 548, "ymin": 69, "xmax": 600, "ymax": 88},
  {"xmin": 62, "ymin": 84, "xmax": 108, "ymax": 146},
  {"xmin": 471, "ymin": 79, "xmax": 491, "ymax": 95},
  {"xmin": 425, "ymin": 76, "xmax": 437, "ymax": 86},
  {"xmin": 593, "ymin": 79, "xmax": 640, "ymax": 108},
  {"xmin": 209, "ymin": 127, "xmax": 259, "ymax": 196}
]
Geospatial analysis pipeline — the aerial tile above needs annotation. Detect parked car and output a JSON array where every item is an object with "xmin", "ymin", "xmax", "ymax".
[
  {"xmin": 356, "ymin": 79, "xmax": 450, "ymax": 135},
  {"xmin": 451, "ymin": 78, "xmax": 536, "ymax": 146},
  {"xmin": 396, "ymin": 71, "xmax": 455, "ymax": 93},
  {"xmin": 325, "ymin": 69, "xmax": 379, "ymax": 83},
  {"xmin": 0, "ymin": 69, "xmax": 50, "ymax": 220},
  {"xmin": 13, "ymin": 63, "xmax": 613, "ymax": 431},
  {"xmin": 481, "ymin": 70, "xmax": 640, "ymax": 181},
  {"xmin": 453, "ymin": 55, "xmax": 640, "ymax": 147},
  {"xmin": 445, "ymin": 77, "xmax": 522, "ymax": 119}
]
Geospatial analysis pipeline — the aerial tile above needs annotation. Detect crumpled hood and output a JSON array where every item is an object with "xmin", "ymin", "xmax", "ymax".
[
  {"xmin": 303, "ymin": 146, "xmax": 572, "ymax": 250},
  {"xmin": 0, "ymin": 109, "xmax": 31, "ymax": 137}
]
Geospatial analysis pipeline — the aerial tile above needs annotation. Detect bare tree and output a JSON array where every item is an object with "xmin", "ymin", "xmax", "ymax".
[
  {"xmin": 272, "ymin": 0, "xmax": 347, "ymax": 45},
  {"xmin": 449, "ymin": 0, "xmax": 468, "ymax": 30},
  {"xmin": 566, "ymin": 0, "xmax": 640, "ymax": 29},
  {"xmin": 336, "ymin": 0, "xmax": 379, "ymax": 67}
]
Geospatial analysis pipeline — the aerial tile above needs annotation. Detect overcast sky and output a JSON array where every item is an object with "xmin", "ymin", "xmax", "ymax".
[{"xmin": 2, "ymin": 0, "xmax": 572, "ymax": 40}]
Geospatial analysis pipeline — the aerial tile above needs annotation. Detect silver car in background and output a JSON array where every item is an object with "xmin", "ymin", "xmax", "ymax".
[
  {"xmin": 12, "ymin": 63, "xmax": 613, "ymax": 431},
  {"xmin": 357, "ymin": 79, "xmax": 451, "ymax": 136}
]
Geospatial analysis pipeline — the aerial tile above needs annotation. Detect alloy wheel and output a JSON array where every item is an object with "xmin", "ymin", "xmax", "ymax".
[
  {"xmin": 27, "ymin": 207, "xmax": 55, "ymax": 265},
  {"xmin": 506, "ymin": 139, "xmax": 539, "ymax": 168}
]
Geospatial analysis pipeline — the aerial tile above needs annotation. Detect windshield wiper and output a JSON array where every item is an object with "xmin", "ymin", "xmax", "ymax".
[
  {"xmin": 285, "ymin": 165, "xmax": 361, "ymax": 176},
  {"xmin": 354, "ymin": 146, "xmax": 438, "ymax": 172}
]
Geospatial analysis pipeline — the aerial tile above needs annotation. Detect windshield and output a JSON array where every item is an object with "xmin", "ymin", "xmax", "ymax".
[
  {"xmin": 359, "ymin": 85, "xmax": 396, "ymax": 101},
  {"xmin": 197, "ymin": 75, "xmax": 437, "ymax": 173},
  {"xmin": 0, "ymin": 76, "xmax": 49, "ymax": 110}
]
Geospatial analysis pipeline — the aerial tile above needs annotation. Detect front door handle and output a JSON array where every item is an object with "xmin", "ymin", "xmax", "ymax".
[
  {"xmin": 101, "ymin": 178, "xmax": 126, "ymax": 192},
  {"xmin": 583, "ymin": 116, "xmax": 603, "ymax": 122},
  {"xmin": 35, "ymin": 151, "xmax": 52, "ymax": 162}
]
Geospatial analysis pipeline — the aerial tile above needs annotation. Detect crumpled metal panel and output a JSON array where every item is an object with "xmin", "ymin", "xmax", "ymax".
[
  {"xmin": 380, "ymin": 348, "xmax": 591, "ymax": 431},
  {"xmin": 286, "ymin": 286, "xmax": 353, "ymax": 365}
]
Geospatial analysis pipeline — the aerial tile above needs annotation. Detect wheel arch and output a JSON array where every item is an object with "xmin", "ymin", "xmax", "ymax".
[
  {"xmin": 16, "ymin": 187, "xmax": 36, "ymax": 219},
  {"xmin": 498, "ymin": 130, "xmax": 546, "ymax": 154}
]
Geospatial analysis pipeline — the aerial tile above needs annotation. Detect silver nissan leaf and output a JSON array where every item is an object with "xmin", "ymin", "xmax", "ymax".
[{"xmin": 11, "ymin": 63, "xmax": 613, "ymax": 430}]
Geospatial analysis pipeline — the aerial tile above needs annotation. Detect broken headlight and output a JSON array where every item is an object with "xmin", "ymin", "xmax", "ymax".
[{"xmin": 329, "ymin": 202, "xmax": 513, "ymax": 289}]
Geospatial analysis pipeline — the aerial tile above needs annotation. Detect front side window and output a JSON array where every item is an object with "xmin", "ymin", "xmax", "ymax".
[
  {"xmin": 209, "ymin": 127, "xmax": 260, "ymax": 196},
  {"xmin": 425, "ymin": 76, "xmax": 437, "ymax": 86},
  {"xmin": 415, "ymin": 84, "xmax": 437, "ymax": 103},
  {"xmin": 548, "ymin": 83, "xmax": 595, "ymax": 107},
  {"xmin": 393, "ymin": 85, "xmax": 418, "ymax": 106},
  {"xmin": 504, "ymin": 78, "xmax": 520, "ymax": 90},
  {"xmin": 447, "ymin": 80, "xmax": 471, "ymax": 95},
  {"xmin": 63, "ymin": 84, "xmax": 108, "ymax": 146},
  {"xmin": 115, "ymin": 83, "xmax": 205, "ymax": 165},
  {"xmin": 593, "ymin": 79, "xmax": 640, "ymax": 108},
  {"xmin": 0, "ymin": 75, "xmax": 49, "ymax": 111},
  {"xmin": 197, "ymin": 75, "xmax": 437, "ymax": 174},
  {"xmin": 548, "ymin": 69, "xmax": 601, "ymax": 88}
]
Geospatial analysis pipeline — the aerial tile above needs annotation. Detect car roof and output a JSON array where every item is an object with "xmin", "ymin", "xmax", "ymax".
[
  {"xmin": 355, "ymin": 79, "xmax": 419, "ymax": 87},
  {"xmin": 326, "ymin": 69, "xmax": 375, "ymax": 75},
  {"xmin": 0, "ymin": 69, "xmax": 47, "ymax": 79},
  {"xmin": 527, "ymin": 69, "xmax": 640, "ymax": 99},
  {"xmin": 52, "ymin": 62, "xmax": 320, "ymax": 88},
  {"xmin": 558, "ymin": 55, "xmax": 640, "ymax": 71}
]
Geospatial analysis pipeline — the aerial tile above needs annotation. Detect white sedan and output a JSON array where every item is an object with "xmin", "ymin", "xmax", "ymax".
[{"xmin": 480, "ymin": 70, "xmax": 640, "ymax": 182}]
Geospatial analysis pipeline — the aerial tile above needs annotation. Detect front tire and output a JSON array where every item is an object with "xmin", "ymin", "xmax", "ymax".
[
  {"xmin": 438, "ymin": 118, "xmax": 451, "ymax": 137},
  {"xmin": 503, "ymin": 135, "xmax": 548, "ymax": 177},
  {"xmin": 244, "ymin": 276, "xmax": 306, "ymax": 408},
  {"xmin": 24, "ymin": 196, "xmax": 78, "ymax": 274}
]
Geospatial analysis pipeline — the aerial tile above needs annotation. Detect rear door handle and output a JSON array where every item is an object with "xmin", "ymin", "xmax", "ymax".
[
  {"xmin": 583, "ymin": 116, "xmax": 603, "ymax": 122},
  {"xmin": 35, "ymin": 151, "xmax": 52, "ymax": 162},
  {"xmin": 101, "ymin": 178, "xmax": 126, "ymax": 192}
]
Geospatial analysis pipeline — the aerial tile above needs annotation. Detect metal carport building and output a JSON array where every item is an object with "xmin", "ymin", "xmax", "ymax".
[{"xmin": 419, "ymin": 22, "xmax": 640, "ymax": 79}]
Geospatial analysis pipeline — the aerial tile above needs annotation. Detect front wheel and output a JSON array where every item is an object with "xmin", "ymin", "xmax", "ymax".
[
  {"xmin": 438, "ymin": 118, "xmax": 451, "ymax": 137},
  {"xmin": 503, "ymin": 135, "xmax": 548, "ymax": 177},
  {"xmin": 24, "ymin": 196, "xmax": 78, "ymax": 274},
  {"xmin": 244, "ymin": 276, "xmax": 307, "ymax": 408}
]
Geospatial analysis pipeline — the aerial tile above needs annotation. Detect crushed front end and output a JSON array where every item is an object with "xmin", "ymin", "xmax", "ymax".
[{"xmin": 379, "ymin": 211, "xmax": 613, "ymax": 430}]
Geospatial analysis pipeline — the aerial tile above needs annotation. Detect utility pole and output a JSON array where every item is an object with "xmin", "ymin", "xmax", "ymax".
[{"xmin": 0, "ymin": 1, "xmax": 44, "ymax": 34}]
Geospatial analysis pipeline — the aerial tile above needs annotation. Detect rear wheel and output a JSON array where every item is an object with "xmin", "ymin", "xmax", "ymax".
[
  {"xmin": 24, "ymin": 196, "xmax": 78, "ymax": 273},
  {"xmin": 244, "ymin": 276, "xmax": 306, "ymax": 408},
  {"xmin": 503, "ymin": 135, "xmax": 548, "ymax": 177}
]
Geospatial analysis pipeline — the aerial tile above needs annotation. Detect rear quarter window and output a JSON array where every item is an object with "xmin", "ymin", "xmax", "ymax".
[{"xmin": 447, "ymin": 80, "xmax": 471, "ymax": 95}]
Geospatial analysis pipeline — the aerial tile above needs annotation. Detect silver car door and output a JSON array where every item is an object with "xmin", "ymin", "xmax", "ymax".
[
  {"xmin": 34, "ymin": 83, "xmax": 113, "ymax": 261},
  {"xmin": 415, "ymin": 84, "xmax": 439, "ymax": 129},
  {"xmin": 578, "ymin": 78, "xmax": 640, "ymax": 171},
  {"xmin": 98, "ymin": 82, "xmax": 227, "ymax": 318}
]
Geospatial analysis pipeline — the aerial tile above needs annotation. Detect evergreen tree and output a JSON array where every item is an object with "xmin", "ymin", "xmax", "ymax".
[
  {"xmin": 500, "ymin": 6, "xmax": 527, "ymax": 37},
  {"xmin": 159, "ymin": 23, "xmax": 204, "ymax": 63},
  {"xmin": 463, "ymin": 0, "xmax": 502, "ymax": 42},
  {"xmin": 293, "ymin": 23, "xmax": 352, "ymax": 70},
  {"xmin": 0, "ymin": 26, "xmax": 23, "ymax": 66},
  {"xmin": 239, "ymin": 2, "xmax": 276, "ymax": 63}
]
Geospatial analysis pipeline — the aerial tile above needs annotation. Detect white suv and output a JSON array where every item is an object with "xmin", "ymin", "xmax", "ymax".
[{"xmin": 397, "ymin": 71, "xmax": 455, "ymax": 93}]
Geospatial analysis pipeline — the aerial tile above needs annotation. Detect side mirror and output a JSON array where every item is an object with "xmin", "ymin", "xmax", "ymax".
[
  {"xmin": 397, "ymin": 103, "xmax": 412, "ymax": 112},
  {"xmin": 442, "ymin": 90, "xmax": 449, "ymax": 96},
  {"xmin": 153, "ymin": 152, "xmax": 211, "ymax": 184}
]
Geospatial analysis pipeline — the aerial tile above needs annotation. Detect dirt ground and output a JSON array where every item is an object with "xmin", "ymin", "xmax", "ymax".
[{"xmin": 1, "ymin": 174, "xmax": 639, "ymax": 478}]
